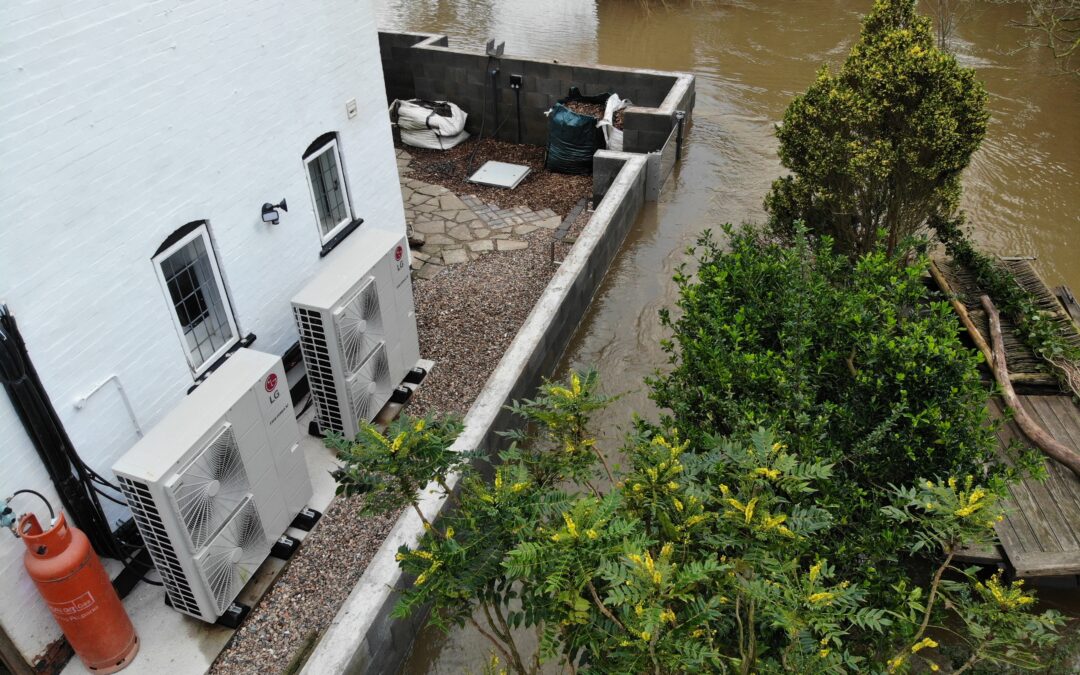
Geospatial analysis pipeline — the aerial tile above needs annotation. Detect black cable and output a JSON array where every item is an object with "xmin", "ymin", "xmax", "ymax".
[
  {"xmin": 11, "ymin": 489, "xmax": 55, "ymax": 520},
  {"xmin": 92, "ymin": 486, "xmax": 129, "ymax": 507}
]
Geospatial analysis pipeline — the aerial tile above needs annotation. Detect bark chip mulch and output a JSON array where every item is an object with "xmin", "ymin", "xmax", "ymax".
[{"xmin": 401, "ymin": 138, "xmax": 591, "ymax": 218}]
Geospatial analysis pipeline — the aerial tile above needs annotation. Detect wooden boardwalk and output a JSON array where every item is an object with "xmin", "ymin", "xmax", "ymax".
[
  {"xmin": 930, "ymin": 257, "xmax": 1080, "ymax": 577},
  {"xmin": 991, "ymin": 396, "xmax": 1080, "ymax": 577}
]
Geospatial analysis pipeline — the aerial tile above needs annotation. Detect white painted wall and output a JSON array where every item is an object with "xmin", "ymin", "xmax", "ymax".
[{"xmin": 0, "ymin": 0, "xmax": 404, "ymax": 664}]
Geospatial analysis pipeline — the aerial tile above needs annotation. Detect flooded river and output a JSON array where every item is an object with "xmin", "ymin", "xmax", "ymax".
[{"xmin": 377, "ymin": 0, "xmax": 1079, "ymax": 671}]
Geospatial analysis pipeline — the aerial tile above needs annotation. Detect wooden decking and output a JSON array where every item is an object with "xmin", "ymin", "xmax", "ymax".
[
  {"xmin": 930, "ymin": 257, "xmax": 1080, "ymax": 389},
  {"xmin": 991, "ymin": 396, "xmax": 1080, "ymax": 577},
  {"xmin": 930, "ymin": 256, "xmax": 1080, "ymax": 577}
]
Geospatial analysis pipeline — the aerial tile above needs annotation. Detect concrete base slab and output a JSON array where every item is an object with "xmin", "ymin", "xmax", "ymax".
[{"xmin": 61, "ymin": 405, "xmax": 341, "ymax": 675}]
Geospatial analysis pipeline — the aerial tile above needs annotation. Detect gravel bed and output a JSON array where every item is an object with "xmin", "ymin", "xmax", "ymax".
[
  {"xmin": 401, "ymin": 138, "xmax": 591, "ymax": 217},
  {"xmin": 209, "ymin": 499, "xmax": 401, "ymax": 674},
  {"xmin": 408, "ymin": 228, "xmax": 560, "ymax": 417},
  {"xmin": 209, "ymin": 226, "xmax": 569, "ymax": 673}
]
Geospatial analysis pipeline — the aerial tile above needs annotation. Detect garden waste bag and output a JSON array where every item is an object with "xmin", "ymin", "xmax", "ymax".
[{"xmin": 544, "ymin": 88, "xmax": 611, "ymax": 174}]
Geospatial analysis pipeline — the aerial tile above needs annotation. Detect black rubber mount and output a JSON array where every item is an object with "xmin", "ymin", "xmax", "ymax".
[
  {"xmin": 290, "ymin": 507, "xmax": 322, "ymax": 532},
  {"xmin": 403, "ymin": 366, "xmax": 427, "ymax": 385},
  {"xmin": 216, "ymin": 602, "xmax": 251, "ymax": 629},
  {"xmin": 390, "ymin": 385, "xmax": 412, "ymax": 405},
  {"xmin": 307, "ymin": 419, "xmax": 321, "ymax": 437},
  {"xmin": 270, "ymin": 534, "xmax": 301, "ymax": 560}
]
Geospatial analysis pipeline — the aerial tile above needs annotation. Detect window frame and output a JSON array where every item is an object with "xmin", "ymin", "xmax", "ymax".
[
  {"xmin": 303, "ymin": 137, "xmax": 354, "ymax": 244},
  {"xmin": 152, "ymin": 223, "xmax": 240, "ymax": 377}
]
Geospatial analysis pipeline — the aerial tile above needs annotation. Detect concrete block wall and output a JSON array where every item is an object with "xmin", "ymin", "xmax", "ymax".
[
  {"xmin": 300, "ymin": 155, "xmax": 648, "ymax": 675},
  {"xmin": 379, "ymin": 31, "xmax": 694, "ymax": 155},
  {"xmin": 0, "ymin": 0, "xmax": 404, "ymax": 667}
]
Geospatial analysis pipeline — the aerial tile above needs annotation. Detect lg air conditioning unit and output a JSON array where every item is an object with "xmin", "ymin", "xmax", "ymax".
[
  {"xmin": 113, "ymin": 349, "xmax": 314, "ymax": 624},
  {"xmin": 291, "ymin": 229, "xmax": 420, "ymax": 439}
]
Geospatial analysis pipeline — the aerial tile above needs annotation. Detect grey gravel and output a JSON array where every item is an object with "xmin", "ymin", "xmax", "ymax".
[
  {"xmin": 209, "ymin": 498, "xmax": 401, "ymax": 674},
  {"xmin": 209, "ymin": 222, "xmax": 570, "ymax": 673},
  {"xmin": 408, "ymin": 228, "xmax": 560, "ymax": 418}
]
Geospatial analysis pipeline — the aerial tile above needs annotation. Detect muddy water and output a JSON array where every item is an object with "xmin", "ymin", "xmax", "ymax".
[{"xmin": 378, "ymin": 1, "xmax": 1079, "ymax": 671}]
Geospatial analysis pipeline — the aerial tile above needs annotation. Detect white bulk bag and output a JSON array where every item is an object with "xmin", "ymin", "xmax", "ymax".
[
  {"xmin": 391, "ymin": 99, "xmax": 470, "ymax": 150},
  {"xmin": 597, "ymin": 94, "xmax": 631, "ymax": 152}
]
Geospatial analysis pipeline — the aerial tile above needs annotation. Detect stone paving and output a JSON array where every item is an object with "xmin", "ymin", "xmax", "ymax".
[{"xmin": 397, "ymin": 149, "xmax": 563, "ymax": 278}]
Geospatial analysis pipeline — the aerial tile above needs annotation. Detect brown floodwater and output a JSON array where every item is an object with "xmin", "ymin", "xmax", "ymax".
[{"xmin": 377, "ymin": 1, "xmax": 1080, "ymax": 671}]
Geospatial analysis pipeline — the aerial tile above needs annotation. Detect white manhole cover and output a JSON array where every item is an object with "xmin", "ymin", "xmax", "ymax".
[{"xmin": 467, "ymin": 161, "xmax": 531, "ymax": 189}]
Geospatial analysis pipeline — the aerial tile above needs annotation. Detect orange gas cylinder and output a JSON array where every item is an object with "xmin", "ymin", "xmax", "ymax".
[{"xmin": 19, "ymin": 512, "xmax": 138, "ymax": 673}]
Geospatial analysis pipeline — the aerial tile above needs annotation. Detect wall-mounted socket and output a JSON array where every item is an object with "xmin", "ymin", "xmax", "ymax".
[
  {"xmin": 509, "ymin": 74, "xmax": 523, "ymax": 90},
  {"xmin": 345, "ymin": 98, "xmax": 358, "ymax": 119}
]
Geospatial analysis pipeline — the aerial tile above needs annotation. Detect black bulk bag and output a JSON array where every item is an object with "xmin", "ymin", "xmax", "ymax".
[{"xmin": 545, "ymin": 87, "xmax": 611, "ymax": 175}]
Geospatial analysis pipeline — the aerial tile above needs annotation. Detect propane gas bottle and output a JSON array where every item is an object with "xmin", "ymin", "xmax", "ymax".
[{"xmin": 20, "ymin": 512, "xmax": 138, "ymax": 673}]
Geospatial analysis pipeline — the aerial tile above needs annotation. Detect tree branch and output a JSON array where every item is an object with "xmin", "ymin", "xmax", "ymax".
[{"xmin": 980, "ymin": 295, "xmax": 1080, "ymax": 477}]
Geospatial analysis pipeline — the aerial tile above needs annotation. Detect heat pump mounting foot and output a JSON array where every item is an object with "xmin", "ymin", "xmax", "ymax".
[
  {"xmin": 216, "ymin": 602, "xmax": 251, "ymax": 629},
  {"xmin": 390, "ymin": 385, "xmax": 412, "ymax": 405},
  {"xmin": 290, "ymin": 507, "xmax": 322, "ymax": 531},
  {"xmin": 270, "ymin": 534, "xmax": 301, "ymax": 560},
  {"xmin": 307, "ymin": 419, "xmax": 321, "ymax": 437},
  {"xmin": 404, "ymin": 366, "xmax": 427, "ymax": 385}
]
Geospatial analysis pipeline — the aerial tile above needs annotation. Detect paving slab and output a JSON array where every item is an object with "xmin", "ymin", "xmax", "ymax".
[
  {"xmin": 412, "ymin": 220, "xmax": 446, "ymax": 235},
  {"xmin": 442, "ymin": 248, "xmax": 469, "ymax": 264},
  {"xmin": 424, "ymin": 233, "xmax": 457, "ymax": 246},
  {"xmin": 416, "ymin": 263, "xmax": 443, "ymax": 280},
  {"xmin": 438, "ymin": 194, "xmax": 470, "ymax": 212},
  {"xmin": 496, "ymin": 239, "xmax": 529, "ymax": 251},
  {"xmin": 468, "ymin": 239, "xmax": 494, "ymax": 252},
  {"xmin": 447, "ymin": 224, "xmax": 474, "ymax": 241}
]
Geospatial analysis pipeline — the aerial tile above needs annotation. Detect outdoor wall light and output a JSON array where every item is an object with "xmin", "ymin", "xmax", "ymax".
[{"xmin": 261, "ymin": 199, "xmax": 288, "ymax": 224}]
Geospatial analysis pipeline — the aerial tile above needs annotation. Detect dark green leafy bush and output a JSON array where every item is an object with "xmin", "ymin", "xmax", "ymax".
[{"xmin": 649, "ymin": 225, "xmax": 1034, "ymax": 577}]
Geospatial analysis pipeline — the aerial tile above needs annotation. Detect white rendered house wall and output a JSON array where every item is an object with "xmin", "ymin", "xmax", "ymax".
[{"xmin": 0, "ymin": 0, "xmax": 405, "ymax": 664}]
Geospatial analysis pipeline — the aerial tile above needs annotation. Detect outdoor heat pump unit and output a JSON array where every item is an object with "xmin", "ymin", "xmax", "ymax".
[
  {"xmin": 291, "ymin": 228, "xmax": 420, "ymax": 439},
  {"xmin": 112, "ymin": 349, "xmax": 315, "ymax": 625}
]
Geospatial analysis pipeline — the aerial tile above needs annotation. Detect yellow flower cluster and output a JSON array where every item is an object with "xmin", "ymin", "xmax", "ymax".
[
  {"xmin": 807, "ymin": 591, "xmax": 835, "ymax": 605},
  {"xmin": 910, "ymin": 637, "xmax": 938, "ymax": 653},
  {"xmin": 976, "ymin": 572, "xmax": 1035, "ymax": 610}
]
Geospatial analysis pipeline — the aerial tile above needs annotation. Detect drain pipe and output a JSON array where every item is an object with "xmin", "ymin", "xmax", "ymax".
[
  {"xmin": 74, "ymin": 375, "xmax": 144, "ymax": 438},
  {"xmin": 674, "ymin": 110, "xmax": 687, "ymax": 161}
]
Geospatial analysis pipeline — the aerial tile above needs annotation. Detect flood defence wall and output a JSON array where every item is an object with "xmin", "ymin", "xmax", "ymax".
[{"xmin": 379, "ymin": 31, "xmax": 694, "ymax": 197}]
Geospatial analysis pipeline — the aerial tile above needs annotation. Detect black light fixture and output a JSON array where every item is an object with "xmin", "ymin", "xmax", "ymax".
[{"xmin": 261, "ymin": 198, "xmax": 288, "ymax": 224}]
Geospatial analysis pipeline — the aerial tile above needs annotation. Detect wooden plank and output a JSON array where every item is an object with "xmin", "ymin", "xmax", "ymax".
[
  {"xmin": 954, "ymin": 543, "xmax": 1005, "ymax": 565},
  {"xmin": 990, "ymin": 400, "xmax": 1045, "ymax": 549},
  {"xmin": 996, "ymin": 398, "xmax": 1080, "ymax": 551},
  {"xmin": 1025, "ymin": 396, "xmax": 1080, "ymax": 515},
  {"xmin": 1008, "ymin": 550, "xmax": 1080, "ymax": 577}
]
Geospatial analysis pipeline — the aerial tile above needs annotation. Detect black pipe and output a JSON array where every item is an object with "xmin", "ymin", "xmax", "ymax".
[
  {"xmin": 0, "ymin": 305, "xmax": 120, "ymax": 558},
  {"xmin": 489, "ymin": 62, "xmax": 500, "ymax": 138},
  {"xmin": 675, "ymin": 110, "xmax": 687, "ymax": 161},
  {"xmin": 515, "ymin": 87, "xmax": 522, "ymax": 144}
]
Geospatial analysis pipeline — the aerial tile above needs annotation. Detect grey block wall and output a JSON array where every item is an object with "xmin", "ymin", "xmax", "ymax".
[
  {"xmin": 379, "ymin": 31, "xmax": 694, "ymax": 154},
  {"xmin": 299, "ymin": 155, "xmax": 648, "ymax": 675}
]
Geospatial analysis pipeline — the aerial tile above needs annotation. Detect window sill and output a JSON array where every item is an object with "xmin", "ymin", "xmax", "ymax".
[
  {"xmin": 186, "ymin": 333, "xmax": 257, "ymax": 394},
  {"xmin": 319, "ymin": 218, "xmax": 364, "ymax": 258}
]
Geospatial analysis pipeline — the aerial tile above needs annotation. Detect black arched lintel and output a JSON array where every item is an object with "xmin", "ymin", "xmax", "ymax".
[{"xmin": 153, "ymin": 220, "xmax": 207, "ymax": 258}]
